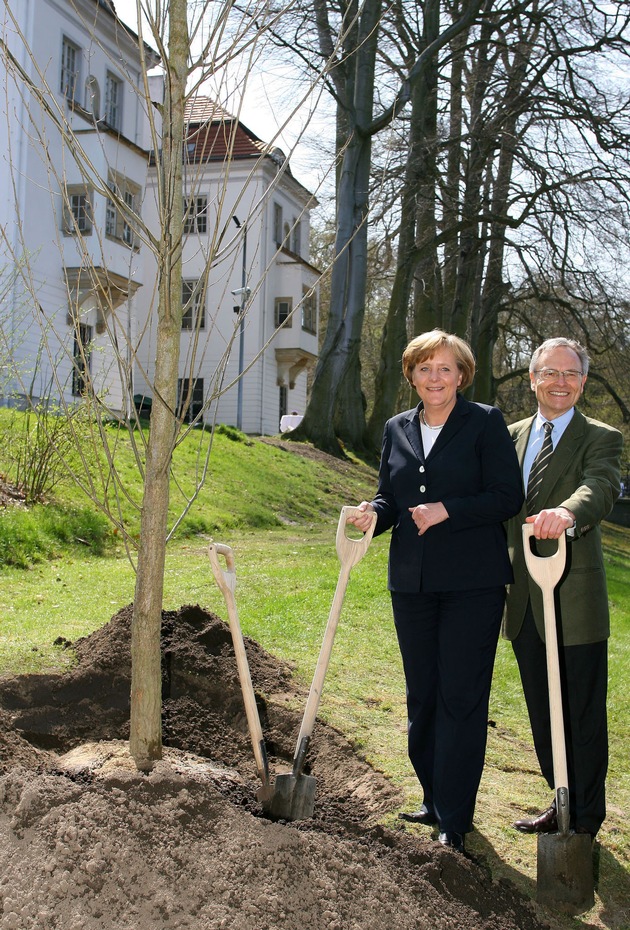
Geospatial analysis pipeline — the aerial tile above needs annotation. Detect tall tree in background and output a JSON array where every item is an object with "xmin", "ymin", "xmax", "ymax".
[
  {"xmin": 284, "ymin": 0, "xmax": 484, "ymax": 453},
  {"xmin": 366, "ymin": 0, "xmax": 630, "ymax": 451},
  {"xmin": 281, "ymin": 0, "xmax": 630, "ymax": 453}
]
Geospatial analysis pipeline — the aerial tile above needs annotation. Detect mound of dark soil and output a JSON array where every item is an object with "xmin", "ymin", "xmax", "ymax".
[{"xmin": 0, "ymin": 605, "xmax": 548, "ymax": 930}]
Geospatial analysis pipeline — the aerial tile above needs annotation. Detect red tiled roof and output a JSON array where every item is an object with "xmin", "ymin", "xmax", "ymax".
[{"xmin": 183, "ymin": 96, "xmax": 271, "ymax": 163}]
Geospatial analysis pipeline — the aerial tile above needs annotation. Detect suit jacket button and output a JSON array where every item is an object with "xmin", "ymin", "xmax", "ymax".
[
  {"xmin": 419, "ymin": 485, "xmax": 426, "ymax": 493},
  {"xmin": 419, "ymin": 465, "xmax": 425, "ymax": 473}
]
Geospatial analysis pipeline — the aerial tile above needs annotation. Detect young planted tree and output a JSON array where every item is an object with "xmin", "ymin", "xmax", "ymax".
[{"xmin": 0, "ymin": 0, "xmax": 336, "ymax": 768}]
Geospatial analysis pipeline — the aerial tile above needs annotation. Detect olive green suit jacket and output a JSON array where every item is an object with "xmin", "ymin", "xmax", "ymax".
[{"xmin": 503, "ymin": 409, "xmax": 623, "ymax": 646}]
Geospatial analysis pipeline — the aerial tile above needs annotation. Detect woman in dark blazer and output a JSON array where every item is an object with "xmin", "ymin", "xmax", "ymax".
[{"xmin": 349, "ymin": 331, "xmax": 523, "ymax": 852}]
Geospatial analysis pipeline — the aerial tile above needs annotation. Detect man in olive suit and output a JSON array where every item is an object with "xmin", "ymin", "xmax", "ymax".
[{"xmin": 503, "ymin": 338, "xmax": 623, "ymax": 838}]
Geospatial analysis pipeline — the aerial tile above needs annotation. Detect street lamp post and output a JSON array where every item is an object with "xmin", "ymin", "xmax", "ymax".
[{"xmin": 232, "ymin": 216, "xmax": 249, "ymax": 431}]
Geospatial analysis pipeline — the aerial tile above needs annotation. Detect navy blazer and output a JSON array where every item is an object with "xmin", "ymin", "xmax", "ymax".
[{"xmin": 371, "ymin": 395, "xmax": 524, "ymax": 593}]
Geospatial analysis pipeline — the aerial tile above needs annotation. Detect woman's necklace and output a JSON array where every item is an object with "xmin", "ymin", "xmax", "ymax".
[{"xmin": 420, "ymin": 408, "xmax": 445, "ymax": 430}]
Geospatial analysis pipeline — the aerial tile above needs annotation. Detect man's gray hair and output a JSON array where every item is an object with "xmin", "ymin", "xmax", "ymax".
[{"xmin": 529, "ymin": 338, "xmax": 590, "ymax": 375}]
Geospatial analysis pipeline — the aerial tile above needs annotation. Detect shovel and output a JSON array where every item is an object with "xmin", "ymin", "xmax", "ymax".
[
  {"xmin": 522, "ymin": 525, "xmax": 595, "ymax": 915},
  {"xmin": 265, "ymin": 505, "xmax": 377, "ymax": 821},
  {"xmin": 208, "ymin": 542, "xmax": 272, "ymax": 803}
]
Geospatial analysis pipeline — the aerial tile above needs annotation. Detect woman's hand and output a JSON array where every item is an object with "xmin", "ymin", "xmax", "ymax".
[
  {"xmin": 409, "ymin": 502, "xmax": 449, "ymax": 536},
  {"xmin": 347, "ymin": 501, "xmax": 376, "ymax": 534}
]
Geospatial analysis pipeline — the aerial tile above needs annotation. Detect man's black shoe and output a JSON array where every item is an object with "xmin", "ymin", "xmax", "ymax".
[{"xmin": 513, "ymin": 801, "xmax": 557, "ymax": 834}]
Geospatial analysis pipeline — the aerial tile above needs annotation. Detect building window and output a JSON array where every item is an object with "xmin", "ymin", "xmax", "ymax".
[
  {"xmin": 72, "ymin": 323, "xmax": 92, "ymax": 396},
  {"xmin": 63, "ymin": 185, "xmax": 93, "ymax": 235},
  {"xmin": 177, "ymin": 378, "xmax": 204, "ymax": 423},
  {"xmin": 275, "ymin": 297, "xmax": 292, "ymax": 328},
  {"xmin": 104, "ymin": 72, "xmax": 122, "ymax": 130},
  {"xmin": 105, "ymin": 173, "xmax": 141, "ymax": 248},
  {"xmin": 273, "ymin": 203, "xmax": 283, "ymax": 247},
  {"xmin": 291, "ymin": 219, "xmax": 301, "ymax": 256},
  {"xmin": 301, "ymin": 287, "xmax": 317, "ymax": 334},
  {"xmin": 279, "ymin": 385, "xmax": 288, "ymax": 422},
  {"xmin": 182, "ymin": 279, "xmax": 206, "ymax": 330},
  {"xmin": 60, "ymin": 37, "xmax": 80, "ymax": 102},
  {"xmin": 183, "ymin": 196, "xmax": 208, "ymax": 234}
]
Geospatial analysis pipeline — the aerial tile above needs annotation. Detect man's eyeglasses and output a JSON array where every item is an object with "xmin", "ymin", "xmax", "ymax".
[{"xmin": 533, "ymin": 369, "xmax": 584, "ymax": 382}]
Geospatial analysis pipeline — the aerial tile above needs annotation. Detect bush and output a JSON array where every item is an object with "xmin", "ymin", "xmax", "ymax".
[{"xmin": 0, "ymin": 403, "xmax": 91, "ymax": 504}]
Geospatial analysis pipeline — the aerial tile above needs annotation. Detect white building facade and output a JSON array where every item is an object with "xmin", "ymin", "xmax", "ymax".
[
  {"xmin": 0, "ymin": 0, "xmax": 156, "ymax": 412},
  {"xmin": 133, "ymin": 91, "xmax": 319, "ymax": 435},
  {"xmin": 1, "ymin": 1, "xmax": 319, "ymax": 434}
]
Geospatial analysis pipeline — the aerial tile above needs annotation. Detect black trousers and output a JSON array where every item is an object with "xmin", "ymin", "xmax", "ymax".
[
  {"xmin": 512, "ymin": 602, "xmax": 608, "ymax": 835},
  {"xmin": 392, "ymin": 586, "xmax": 505, "ymax": 834}
]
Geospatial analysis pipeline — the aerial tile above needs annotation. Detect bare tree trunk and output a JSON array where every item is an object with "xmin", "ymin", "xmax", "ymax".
[
  {"xmin": 130, "ymin": 0, "xmax": 188, "ymax": 770},
  {"xmin": 366, "ymin": 0, "xmax": 440, "ymax": 452},
  {"xmin": 294, "ymin": 0, "xmax": 381, "ymax": 455}
]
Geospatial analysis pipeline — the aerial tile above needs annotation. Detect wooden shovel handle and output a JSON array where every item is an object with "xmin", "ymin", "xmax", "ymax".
[
  {"xmin": 292, "ymin": 507, "xmax": 377, "ymax": 774},
  {"xmin": 208, "ymin": 542, "xmax": 270, "ymax": 788},
  {"xmin": 522, "ymin": 525, "xmax": 566, "ymax": 589},
  {"xmin": 336, "ymin": 506, "xmax": 377, "ymax": 568},
  {"xmin": 521, "ymin": 525, "xmax": 570, "ymax": 833}
]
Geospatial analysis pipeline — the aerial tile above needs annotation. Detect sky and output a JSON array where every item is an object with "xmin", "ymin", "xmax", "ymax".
[{"xmin": 111, "ymin": 0, "xmax": 334, "ymax": 199}]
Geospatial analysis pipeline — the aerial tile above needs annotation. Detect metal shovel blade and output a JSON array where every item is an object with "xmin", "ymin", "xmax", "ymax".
[
  {"xmin": 263, "ymin": 771, "xmax": 317, "ymax": 821},
  {"xmin": 537, "ymin": 832, "xmax": 594, "ymax": 914}
]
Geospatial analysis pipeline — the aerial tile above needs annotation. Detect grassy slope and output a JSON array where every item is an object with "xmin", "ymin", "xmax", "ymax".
[{"xmin": 0, "ymin": 426, "xmax": 628, "ymax": 929}]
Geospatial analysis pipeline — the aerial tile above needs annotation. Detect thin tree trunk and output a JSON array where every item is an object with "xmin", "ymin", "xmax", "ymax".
[{"xmin": 129, "ymin": 0, "xmax": 188, "ymax": 770}]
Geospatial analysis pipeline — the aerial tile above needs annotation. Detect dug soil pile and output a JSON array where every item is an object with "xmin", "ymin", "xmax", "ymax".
[{"xmin": 0, "ymin": 604, "xmax": 549, "ymax": 930}]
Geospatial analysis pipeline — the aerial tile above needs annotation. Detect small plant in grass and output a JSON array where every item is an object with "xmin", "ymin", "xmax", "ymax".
[{"xmin": 0, "ymin": 402, "xmax": 89, "ymax": 504}]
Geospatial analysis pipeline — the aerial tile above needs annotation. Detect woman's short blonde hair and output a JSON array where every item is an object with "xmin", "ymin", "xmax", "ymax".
[{"xmin": 402, "ymin": 330, "xmax": 476, "ymax": 391}]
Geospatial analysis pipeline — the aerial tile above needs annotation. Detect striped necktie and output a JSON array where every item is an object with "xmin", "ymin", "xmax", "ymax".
[{"xmin": 526, "ymin": 421, "xmax": 554, "ymax": 515}]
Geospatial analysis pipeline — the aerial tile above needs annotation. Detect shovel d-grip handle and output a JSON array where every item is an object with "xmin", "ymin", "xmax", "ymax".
[
  {"xmin": 522, "ymin": 525, "xmax": 570, "ymax": 834},
  {"xmin": 208, "ymin": 542, "xmax": 270, "ymax": 790},
  {"xmin": 336, "ymin": 505, "xmax": 378, "ymax": 567},
  {"xmin": 291, "ymin": 506, "xmax": 377, "ymax": 776}
]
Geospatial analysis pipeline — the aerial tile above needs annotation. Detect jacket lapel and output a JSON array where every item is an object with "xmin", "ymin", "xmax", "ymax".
[
  {"xmin": 428, "ymin": 394, "xmax": 469, "ymax": 457},
  {"xmin": 536, "ymin": 410, "xmax": 586, "ymax": 507},
  {"xmin": 513, "ymin": 417, "xmax": 535, "ymax": 467},
  {"xmin": 402, "ymin": 406, "xmax": 425, "ymax": 462}
]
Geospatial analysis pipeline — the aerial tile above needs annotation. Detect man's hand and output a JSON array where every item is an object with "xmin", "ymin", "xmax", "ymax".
[{"xmin": 526, "ymin": 507, "xmax": 575, "ymax": 539}]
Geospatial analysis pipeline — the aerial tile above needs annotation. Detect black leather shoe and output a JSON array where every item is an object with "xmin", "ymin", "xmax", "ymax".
[
  {"xmin": 438, "ymin": 831, "xmax": 465, "ymax": 853},
  {"xmin": 398, "ymin": 806, "xmax": 438, "ymax": 826},
  {"xmin": 513, "ymin": 802, "xmax": 557, "ymax": 834}
]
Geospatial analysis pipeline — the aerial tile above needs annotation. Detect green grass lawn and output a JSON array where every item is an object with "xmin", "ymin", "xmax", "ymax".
[{"xmin": 0, "ymin": 420, "xmax": 628, "ymax": 930}]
